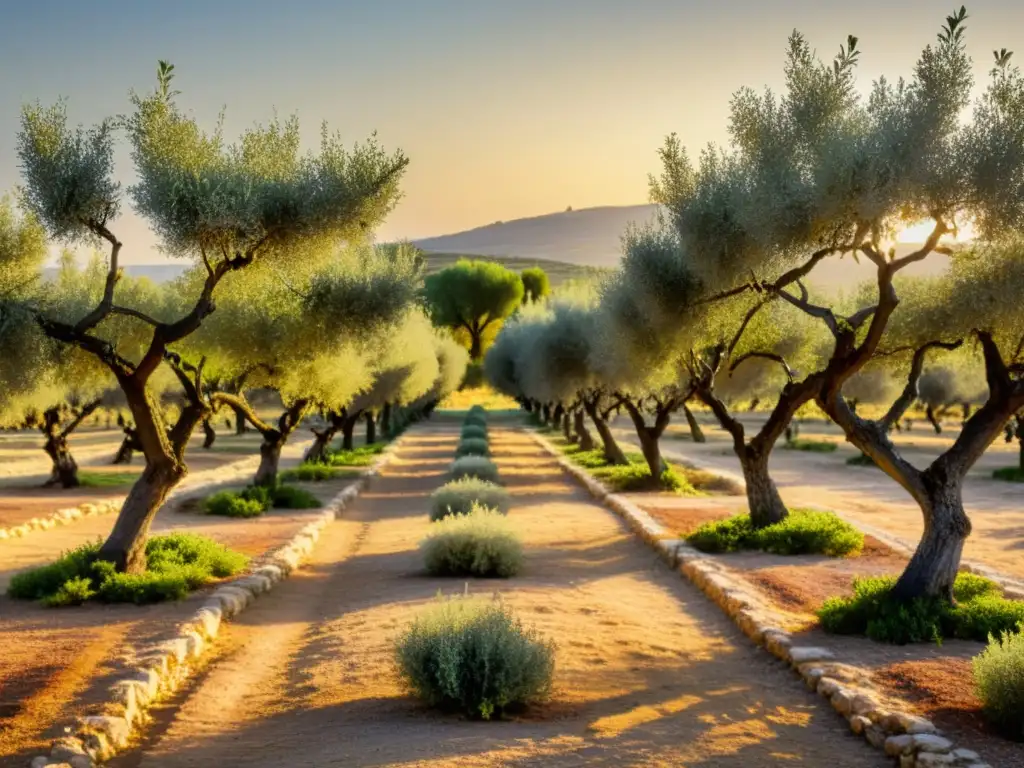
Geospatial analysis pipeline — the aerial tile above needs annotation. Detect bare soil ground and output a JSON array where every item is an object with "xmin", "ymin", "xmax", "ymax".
[
  {"xmin": 639, "ymin": 497, "xmax": 1024, "ymax": 766},
  {"xmin": 0, "ymin": 477, "xmax": 354, "ymax": 765},
  {"xmin": 108, "ymin": 423, "xmax": 887, "ymax": 768}
]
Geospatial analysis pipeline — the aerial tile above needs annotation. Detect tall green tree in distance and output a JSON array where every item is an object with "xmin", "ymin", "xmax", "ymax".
[
  {"xmin": 520, "ymin": 266, "xmax": 551, "ymax": 304},
  {"xmin": 424, "ymin": 259, "xmax": 524, "ymax": 359}
]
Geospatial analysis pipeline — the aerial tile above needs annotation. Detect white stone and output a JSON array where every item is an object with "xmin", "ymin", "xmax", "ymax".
[
  {"xmin": 159, "ymin": 638, "xmax": 190, "ymax": 665},
  {"xmin": 913, "ymin": 734, "xmax": 953, "ymax": 753},
  {"xmin": 900, "ymin": 714, "xmax": 938, "ymax": 734},
  {"xmin": 233, "ymin": 574, "xmax": 272, "ymax": 596},
  {"xmin": 951, "ymin": 749, "xmax": 981, "ymax": 762},
  {"xmin": 848, "ymin": 714, "xmax": 870, "ymax": 735},
  {"xmin": 788, "ymin": 646, "xmax": 836, "ymax": 665},
  {"xmin": 181, "ymin": 630, "xmax": 204, "ymax": 659},
  {"xmin": 191, "ymin": 606, "xmax": 222, "ymax": 639},
  {"xmin": 31, "ymin": 757, "xmax": 50, "ymax": 768},
  {"xmin": 80, "ymin": 715, "xmax": 131, "ymax": 748},
  {"xmin": 885, "ymin": 734, "xmax": 915, "ymax": 757},
  {"xmin": 916, "ymin": 754, "xmax": 955, "ymax": 767}
]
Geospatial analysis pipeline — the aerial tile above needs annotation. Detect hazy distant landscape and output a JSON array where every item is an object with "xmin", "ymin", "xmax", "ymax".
[{"xmin": 44, "ymin": 203, "xmax": 949, "ymax": 290}]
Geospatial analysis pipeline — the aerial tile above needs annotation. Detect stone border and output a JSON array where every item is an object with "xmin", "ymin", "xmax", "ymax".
[
  {"xmin": 0, "ymin": 439, "xmax": 313, "ymax": 544},
  {"xmin": 530, "ymin": 429, "xmax": 993, "ymax": 768},
  {"xmin": 29, "ymin": 435, "xmax": 404, "ymax": 768}
]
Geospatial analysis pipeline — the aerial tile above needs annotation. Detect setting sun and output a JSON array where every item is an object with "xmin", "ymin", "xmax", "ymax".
[{"xmin": 895, "ymin": 218, "xmax": 977, "ymax": 243}]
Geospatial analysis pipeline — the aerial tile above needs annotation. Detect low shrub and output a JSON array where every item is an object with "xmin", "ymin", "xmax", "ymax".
[
  {"xmin": 688, "ymin": 509, "xmax": 863, "ymax": 557},
  {"xmin": 271, "ymin": 485, "xmax": 322, "ymax": 509},
  {"xmin": 203, "ymin": 489, "xmax": 267, "ymax": 518},
  {"xmin": 818, "ymin": 573, "xmax": 1024, "ymax": 644},
  {"xmin": 450, "ymin": 455, "xmax": 500, "ymax": 483},
  {"xmin": 993, "ymin": 466, "xmax": 1024, "ymax": 483},
  {"xmin": 327, "ymin": 443, "xmax": 386, "ymax": 467},
  {"xmin": 430, "ymin": 477, "xmax": 511, "ymax": 521},
  {"xmin": 281, "ymin": 464, "xmax": 357, "ymax": 482},
  {"xmin": 8, "ymin": 533, "xmax": 248, "ymax": 606},
  {"xmin": 78, "ymin": 470, "xmax": 139, "ymax": 488},
  {"xmin": 592, "ymin": 462, "xmax": 696, "ymax": 495},
  {"xmin": 455, "ymin": 437, "xmax": 490, "ymax": 458},
  {"xmin": 463, "ymin": 411, "xmax": 487, "ymax": 428},
  {"xmin": 421, "ymin": 504, "xmax": 524, "ymax": 577},
  {"xmin": 783, "ymin": 439, "xmax": 837, "ymax": 453},
  {"xmin": 394, "ymin": 594, "xmax": 554, "ymax": 719},
  {"xmin": 461, "ymin": 424, "xmax": 488, "ymax": 441},
  {"xmin": 468, "ymin": 405, "xmax": 487, "ymax": 419},
  {"xmin": 973, "ymin": 624, "xmax": 1024, "ymax": 739}
]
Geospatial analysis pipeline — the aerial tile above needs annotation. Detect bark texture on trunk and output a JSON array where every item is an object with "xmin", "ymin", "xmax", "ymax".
[
  {"xmin": 541, "ymin": 404, "xmax": 552, "ymax": 424},
  {"xmin": 382, "ymin": 402, "xmax": 392, "ymax": 438},
  {"xmin": 232, "ymin": 404, "xmax": 248, "ymax": 435},
  {"xmin": 682, "ymin": 404, "xmax": 706, "ymax": 443},
  {"xmin": 304, "ymin": 427, "xmax": 337, "ymax": 464},
  {"xmin": 201, "ymin": 418, "xmax": 216, "ymax": 449},
  {"xmin": 254, "ymin": 438, "xmax": 283, "ymax": 486},
  {"xmin": 562, "ymin": 411, "xmax": 575, "ymax": 443},
  {"xmin": 112, "ymin": 429, "xmax": 139, "ymax": 465},
  {"xmin": 43, "ymin": 433, "xmax": 79, "ymax": 488},
  {"xmin": 738, "ymin": 449, "xmax": 788, "ymax": 528},
  {"xmin": 573, "ymin": 409, "xmax": 595, "ymax": 451},
  {"xmin": 926, "ymin": 405, "xmax": 942, "ymax": 434},
  {"xmin": 892, "ymin": 482, "xmax": 970, "ymax": 602},
  {"xmin": 636, "ymin": 429, "xmax": 667, "ymax": 477},
  {"xmin": 342, "ymin": 416, "xmax": 357, "ymax": 451},
  {"xmin": 585, "ymin": 402, "xmax": 628, "ymax": 465},
  {"xmin": 365, "ymin": 411, "xmax": 377, "ymax": 445},
  {"xmin": 98, "ymin": 460, "xmax": 184, "ymax": 571},
  {"xmin": 469, "ymin": 332, "xmax": 482, "ymax": 360}
]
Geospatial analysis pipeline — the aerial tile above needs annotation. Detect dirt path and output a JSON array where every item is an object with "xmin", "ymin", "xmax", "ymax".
[{"xmin": 112, "ymin": 423, "xmax": 886, "ymax": 767}]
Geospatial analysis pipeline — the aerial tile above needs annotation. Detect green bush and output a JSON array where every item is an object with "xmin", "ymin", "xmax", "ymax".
[
  {"xmin": 818, "ymin": 573, "xmax": 1024, "ymax": 644},
  {"xmin": 421, "ymin": 504, "xmax": 524, "ymax": 577},
  {"xmin": 327, "ymin": 442, "xmax": 387, "ymax": 467},
  {"xmin": 688, "ymin": 509, "xmax": 863, "ymax": 556},
  {"xmin": 592, "ymin": 462, "xmax": 697, "ymax": 494},
  {"xmin": 430, "ymin": 477, "xmax": 511, "ymax": 521},
  {"xmin": 394, "ymin": 595, "xmax": 554, "ymax": 719},
  {"xmin": 783, "ymin": 439, "xmax": 837, "ymax": 453},
  {"xmin": 271, "ymin": 485, "xmax": 322, "ymax": 509},
  {"xmin": 8, "ymin": 533, "xmax": 248, "ymax": 607},
  {"xmin": 468, "ymin": 405, "xmax": 487, "ymax": 418},
  {"xmin": 203, "ymin": 491, "xmax": 267, "ymax": 518},
  {"xmin": 281, "ymin": 464, "xmax": 357, "ymax": 482},
  {"xmin": 973, "ymin": 624, "xmax": 1024, "ymax": 739},
  {"xmin": 455, "ymin": 437, "xmax": 490, "ymax": 458},
  {"xmin": 78, "ymin": 470, "xmax": 139, "ymax": 488},
  {"xmin": 993, "ymin": 466, "xmax": 1024, "ymax": 483},
  {"xmin": 450, "ymin": 455, "xmax": 500, "ymax": 483},
  {"xmin": 461, "ymin": 424, "xmax": 488, "ymax": 441}
]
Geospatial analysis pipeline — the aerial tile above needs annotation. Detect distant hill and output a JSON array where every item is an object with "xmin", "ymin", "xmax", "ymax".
[
  {"xmin": 413, "ymin": 204, "xmax": 659, "ymax": 268},
  {"xmin": 40, "ymin": 203, "xmax": 952, "ymax": 292}
]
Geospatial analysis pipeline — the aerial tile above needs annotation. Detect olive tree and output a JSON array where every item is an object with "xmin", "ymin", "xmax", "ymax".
[
  {"xmin": 4, "ymin": 61, "xmax": 407, "ymax": 571},
  {"xmin": 424, "ymin": 259, "xmax": 524, "ymax": 359},
  {"xmin": 191, "ymin": 242, "xmax": 421, "ymax": 484},
  {"xmin": 650, "ymin": 9, "xmax": 1024, "ymax": 600},
  {"xmin": 520, "ymin": 266, "xmax": 551, "ymax": 304}
]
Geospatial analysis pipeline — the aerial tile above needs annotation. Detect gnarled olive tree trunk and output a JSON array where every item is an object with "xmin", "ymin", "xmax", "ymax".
[
  {"xmin": 304, "ymin": 425, "xmax": 338, "ymax": 464},
  {"xmin": 341, "ymin": 413, "xmax": 359, "ymax": 451},
  {"xmin": 365, "ymin": 411, "xmax": 377, "ymax": 445},
  {"xmin": 561, "ymin": 409, "xmax": 575, "ymax": 443},
  {"xmin": 253, "ymin": 400, "xmax": 310, "ymax": 487},
  {"xmin": 622, "ymin": 400, "xmax": 670, "ymax": 477},
  {"xmin": 201, "ymin": 418, "xmax": 216, "ymax": 449},
  {"xmin": 573, "ymin": 409, "xmax": 595, "ymax": 451},
  {"xmin": 583, "ymin": 398, "xmax": 628, "ymax": 465},
  {"xmin": 892, "ymin": 480, "xmax": 970, "ymax": 601},
  {"xmin": 112, "ymin": 427, "xmax": 140, "ymax": 465},
  {"xmin": 736, "ymin": 447, "xmax": 788, "ymax": 528},
  {"xmin": 682, "ymin": 403, "xmax": 706, "ymax": 443},
  {"xmin": 381, "ymin": 402, "xmax": 392, "ymax": 438},
  {"xmin": 232, "ymin": 404, "xmax": 248, "ymax": 435},
  {"xmin": 43, "ymin": 431, "xmax": 80, "ymax": 488}
]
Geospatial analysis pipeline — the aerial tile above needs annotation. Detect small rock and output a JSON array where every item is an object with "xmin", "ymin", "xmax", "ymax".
[
  {"xmin": 864, "ymin": 725, "xmax": 887, "ymax": 749},
  {"xmin": 913, "ymin": 734, "xmax": 953, "ymax": 753},
  {"xmin": 951, "ymin": 749, "xmax": 981, "ymax": 762},
  {"xmin": 900, "ymin": 713, "xmax": 938, "ymax": 734},
  {"xmin": 31, "ymin": 756, "xmax": 51, "ymax": 768},
  {"xmin": 885, "ymin": 734, "xmax": 915, "ymax": 757},
  {"xmin": 849, "ymin": 715, "xmax": 870, "ymax": 735},
  {"xmin": 817, "ymin": 677, "xmax": 841, "ymax": 698},
  {"xmin": 788, "ymin": 646, "xmax": 835, "ymax": 665},
  {"xmin": 79, "ymin": 714, "xmax": 131, "ymax": 748},
  {"xmin": 831, "ymin": 688, "xmax": 854, "ymax": 717},
  {"xmin": 916, "ymin": 754, "xmax": 955, "ymax": 767}
]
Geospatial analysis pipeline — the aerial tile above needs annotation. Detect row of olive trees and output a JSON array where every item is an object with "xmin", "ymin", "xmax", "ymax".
[
  {"xmin": 0, "ymin": 61, "xmax": 466, "ymax": 573},
  {"xmin": 491, "ymin": 8, "xmax": 1024, "ymax": 605}
]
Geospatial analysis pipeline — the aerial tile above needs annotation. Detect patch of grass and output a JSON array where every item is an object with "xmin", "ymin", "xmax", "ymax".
[
  {"xmin": 270, "ymin": 485, "xmax": 322, "ymax": 509},
  {"xmin": 846, "ymin": 453, "xmax": 877, "ymax": 467},
  {"xmin": 819, "ymin": 573, "xmax": 1024, "ymax": 644},
  {"xmin": 993, "ymin": 466, "xmax": 1024, "ymax": 483},
  {"xmin": 394, "ymin": 594, "xmax": 555, "ymax": 719},
  {"xmin": 688, "ymin": 509, "xmax": 864, "ymax": 557},
  {"xmin": 455, "ymin": 437, "xmax": 490, "ymax": 458},
  {"xmin": 8, "ymin": 533, "xmax": 248, "ymax": 606},
  {"xmin": 326, "ymin": 442, "xmax": 387, "ymax": 467},
  {"xmin": 281, "ymin": 464, "xmax": 358, "ymax": 482},
  {"xmin": 973, "ymin": 624, "xmax": 1024, "ymax": 740},
  {"xmin": 683, "ymin": 467, "xmax": 744, "ymax": 494},
  {"xmin": 450, "ymin": 455, "xmax": 500, "ymax": 483},
  {"xmin": 203, "ymin": 489, "xmax": 267, "ymax": 518},
  {"xmin": 782, "ymin": 439, "xmax": 837, "ymax": 453},
  {"xmin": 78, "ymin": 470, "xmax": 139, "ymax": 488},
  {"xmin": 421, "ymin": 504, "xmax": 524, "ymax": 577},
  {"xmin": 430, "ymin": 477, "xmax": 511, "ymax": 521},
  {"xmin": 561, "ymin": 445, "xmax": 707, "ymax": 495}
]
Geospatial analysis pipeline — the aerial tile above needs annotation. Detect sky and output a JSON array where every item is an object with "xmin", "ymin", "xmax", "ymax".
[{"xmin": 1, "ymin": 0, "xmax": 1022, "ymax": 264}]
